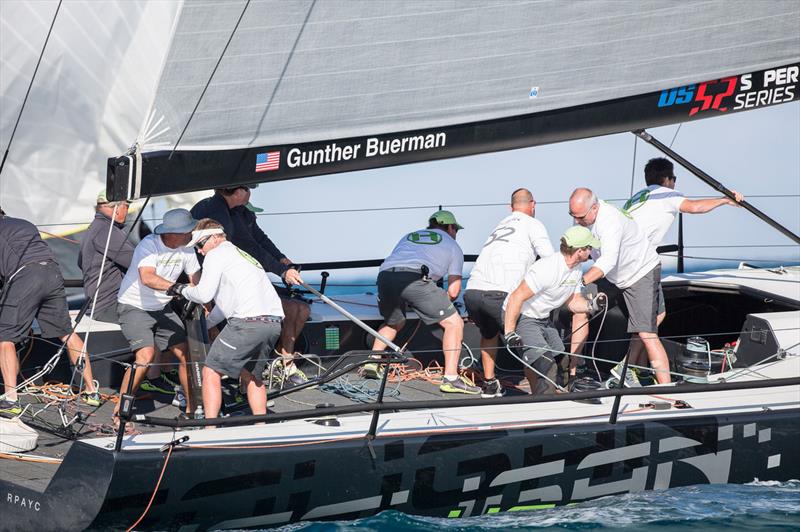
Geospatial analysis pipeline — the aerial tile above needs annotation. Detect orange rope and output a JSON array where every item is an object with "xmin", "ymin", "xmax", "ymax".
[
  {"xmin": 126, "ymin": 444, "xmax": 173, "ymax": 532},
  {"xmin": 38, "ymin": 230, "xmax": 80, "ymax": 244}
]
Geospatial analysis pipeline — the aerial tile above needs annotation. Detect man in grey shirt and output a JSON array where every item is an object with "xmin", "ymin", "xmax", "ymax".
[{"xmin": 78, "ymin": 190, "xmax": 134, "ymax": 323}]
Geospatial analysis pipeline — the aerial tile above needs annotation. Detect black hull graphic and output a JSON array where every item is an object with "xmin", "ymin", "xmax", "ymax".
[{"xmin": 3, "ymin": 409, "xmax": 797, "ymax": 531}]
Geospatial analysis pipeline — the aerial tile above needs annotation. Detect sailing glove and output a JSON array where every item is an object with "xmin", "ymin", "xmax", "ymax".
[
  {"xmin": 503, "ymin": 331, "xmax": 524, "ymax": 350},
  {"xmin": 587, "ymin": 292, "xmax": 607, "ymax": 315},
  {"xmin": 167, "ymin": 283, "xmax": 187, "ymax": 297}
]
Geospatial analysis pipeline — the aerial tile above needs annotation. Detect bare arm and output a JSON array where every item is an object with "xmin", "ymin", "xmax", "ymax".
[
  {"xmin": 446, "ymin": 275, "xmax": 462, "ymax": 301},
  {"xmin": 566, "ymin": 293, "xmax": 591, "ymax": 314},
  {"xmin": 138, "ymin": 266, "xmax": 174, "ymax": 291},
  {"xmin": 679, "ymin": 191, "xmax": 744, "ymax": 214},
  {"xmin": 582, "ymin": 266, "xmax": 604, "ymax": 286},
  {"xmin": 504, "ymin": 281, "xmax": 534, "ymax": 334}
]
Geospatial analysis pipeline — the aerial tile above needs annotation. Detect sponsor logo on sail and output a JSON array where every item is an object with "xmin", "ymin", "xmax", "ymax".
[{"xmin": 256, "ymin": 151, "xmax": 280, "ymax": 172}]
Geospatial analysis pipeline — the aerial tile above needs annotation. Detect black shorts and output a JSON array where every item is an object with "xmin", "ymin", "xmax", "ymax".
[
  {"xmin": 0, "ymin": 261, "xmax": 72, "ymax": 342},
  {"xmin": 463, "ymin": 289, "xmax": 506, "ymax": 339}
]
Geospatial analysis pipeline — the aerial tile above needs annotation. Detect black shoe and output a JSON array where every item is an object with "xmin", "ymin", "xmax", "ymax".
[{"xmin": 480, "ymin": 378, "xmax": 504, "ymax": 398}]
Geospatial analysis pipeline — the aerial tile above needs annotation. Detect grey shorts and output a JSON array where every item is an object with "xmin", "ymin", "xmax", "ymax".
[
  {"xmin": 205, "ymin": 317, "xmax": 282, "ymax": 379},
  {"xmin": 377, "ymin": 270, "xmax": 457, "ymax": 326},
  {"xmin": 0, "ymin": 261, "xmax": 71, "ymax": 342},
  {"xmin": 89, "ymin": 304, "xmax": 119, "ymax": 324},
  {"xmin": 463, "ymin": 289, "xmax": 505, "ymax": 339},
  {"xmin": 515, "ymin": 315, "xmax": 564, "ymax": 364},
  {"xmin": 117, "ymin": 302, "xmax": 187, "ymax": 352},
  {"xmin": 622, "ymin": 265, "xmax": 662, "ymax": 333}
]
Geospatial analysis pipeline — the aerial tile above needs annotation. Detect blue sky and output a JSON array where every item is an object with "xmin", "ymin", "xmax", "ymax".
[{"xmin": 248, "ymin": 102, "xmax": 799, "ymax": 283}]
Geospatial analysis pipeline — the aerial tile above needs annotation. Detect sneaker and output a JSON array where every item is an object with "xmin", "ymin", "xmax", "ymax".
[
  {"xmin": 0, "ymin": 399, "xmax": 22, "ymax": 417},
  {"xmin": 172, "ymin": 388, "xmax": 187, "ymax": 409},
  {"xmin": 440, "ymin": 375, "xmax": 481, "ymax": 395},
  {"xmin": 610, "ymin": 361, "xmax": 642, "ymax": 388},
  {"xmin": 80, "ymin": 391, "xmax": 102, "ymax": 407},
  {"xmin": 480, "ymin": 378, "xmax": 504, "ymax": 398},
  {"xmin": 161, "ymin": 370, "xmax": 180, "ymax": 388},
  {"xmin": 285, "ymin": 366, "xmax": 309, "ymax": 386},
  {"xmin": 140, "ymin": 376, "xmax": 175, "ymax": 395},
  {"xmin": 361, "ymin": 362, "xmax": 384, "ymax": 380}
]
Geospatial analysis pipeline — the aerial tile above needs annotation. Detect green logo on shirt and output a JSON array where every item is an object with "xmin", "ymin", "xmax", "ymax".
[
  {"xmin": 237, "ymin": 248, "xmax": 263, "ymax": 269},
  {"xmin": 407, "ymin": 230, "xmax": 442, "ymax": 245},
  {"xmin": 623, "ymin": 189, "xmax": 651, "ymax": 213}
]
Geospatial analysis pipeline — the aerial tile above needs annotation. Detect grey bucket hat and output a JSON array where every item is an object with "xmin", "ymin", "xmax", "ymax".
[{"xmin": 154, "ymin": 208, "xmax": 198, "ymax": 234}]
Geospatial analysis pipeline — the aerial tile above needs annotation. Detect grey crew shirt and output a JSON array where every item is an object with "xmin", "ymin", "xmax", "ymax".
[
  {"xmin": 0, "ymin": 215, "xmax": 54, "ymax": 278},
  {"xmin": 77, "ymin": 212, "xmax": 135, "ymax": 312}
]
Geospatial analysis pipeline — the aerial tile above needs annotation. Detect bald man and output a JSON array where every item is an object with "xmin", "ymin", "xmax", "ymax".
[
  {"xmin": 464, "ymin": 188, "xmax": 555, "ymax": 397},
  {"xmin": 568, "ymin": 188, "xmax": 670, "ymax": 385}
]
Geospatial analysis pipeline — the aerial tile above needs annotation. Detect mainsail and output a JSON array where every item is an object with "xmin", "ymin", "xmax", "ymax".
[{"xmin": 109, "ymin": 0, "xmax": 800, "ymax": 200}]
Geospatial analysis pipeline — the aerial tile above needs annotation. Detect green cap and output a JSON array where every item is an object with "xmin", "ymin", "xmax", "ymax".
[
  {"xmin": 245, "ymin": 202, "xmax": 264, "ymax": 213},
  {"xmin": 429, "ymin": 210, "xmax": 463, "ymax": 230},
  {"xmin": 563, "ymin": 226, "xmax": 600, "ymax": 248}
]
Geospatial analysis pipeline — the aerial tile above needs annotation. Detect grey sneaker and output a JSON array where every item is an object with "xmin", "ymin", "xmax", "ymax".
[
  {"xmin": 361, "ymin": 362, "xmax": 384, "ymax": 380},
  {"xmin": 440, "ymin": 375, "xmax": 481, "ymax": 395},
  {"xmin": 172, "ymin": 388, "xmax": 187, "ymax": 409},
  {"xmin": 480, "ymin": 378, "xmax": 504, "ymax": 398},
  {"xmin": 0, "ymin": 398, "xmax": 22, "ymax": 418},
  {"xmin": 610, "ymin": 361, "xmax": 642, "ymax": 388}
]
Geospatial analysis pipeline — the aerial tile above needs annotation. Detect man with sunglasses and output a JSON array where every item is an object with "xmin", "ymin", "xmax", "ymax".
[
  {"xmin": 569, "ymin": 188, "xmax": 671, "ymax": 385},
  {"xmin": 169, "ymin": 219, "xmax": 284, "ymax": 420},
  {"xmin": 191, "ymin": 185, "xmax": 309, "ymax": 386},
  {"xmin": 503, "ymin": 226, "xmax": 600, "ymax": 395},
  {"xmin": 78, "ymin": 189, "xmax": 134, "ymax": 324},
  {"xmin": 368, "ymin": 210, "xmax": 478, "ymax": 394},
  {"xmin": 619, "ymin": 157, "xmax": 744, "ymax": 379}
]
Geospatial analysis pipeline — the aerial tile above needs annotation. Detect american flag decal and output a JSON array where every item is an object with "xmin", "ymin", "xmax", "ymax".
[{"xmin": 255, "ymin": 151, "xmax": 280, "ymax": 172}]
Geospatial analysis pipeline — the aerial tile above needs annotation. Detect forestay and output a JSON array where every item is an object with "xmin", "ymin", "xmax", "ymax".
[{"xmin": 111, "ymin": 0, "xmax": 800, "ymax": 199}]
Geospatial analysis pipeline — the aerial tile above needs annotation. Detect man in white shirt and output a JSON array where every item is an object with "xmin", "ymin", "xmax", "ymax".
[
  {"xmin": 368, "ymin": 210, "xmax": 478, "ymax": 394},
  {"xmin": 465, "ymin": 188, "xmax": 555, "ymax": 397},
  {"xmin": 171, "ymin": 219, "xmax": 284, "ymax": 420},
  {"xmin": 623, "ymin": 157, "xmax": 743, "ymax": 374},
  {"xmin": 503, "ymin": 226, "xmax": 600, "ymax": 395},
  {"xmin": 569, "ymin": 188, "xmax": 671, "ymax": 385},
  {"xmin": 113, "ymin": 209, "xmax": 201, "ymax": 422}
]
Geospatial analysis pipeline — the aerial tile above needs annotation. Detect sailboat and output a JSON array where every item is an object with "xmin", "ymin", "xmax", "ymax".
[{"xmin": 1, "ymin": 1, "xmax": 799, "ymax": 530}]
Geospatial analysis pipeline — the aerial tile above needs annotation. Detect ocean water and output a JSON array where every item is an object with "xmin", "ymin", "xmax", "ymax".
[{"xmin": 270, "ymin": 480, "xmax": 800, "ymax": 531}]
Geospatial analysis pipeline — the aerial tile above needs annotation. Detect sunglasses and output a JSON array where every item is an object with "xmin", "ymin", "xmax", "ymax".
[
  {"xmin": 194, "ymin": 236, "xmax": 212, "ymax": 250},
  {"xmin": 569, "ymin": 206, "xmax": 594, "ymax": 220}
]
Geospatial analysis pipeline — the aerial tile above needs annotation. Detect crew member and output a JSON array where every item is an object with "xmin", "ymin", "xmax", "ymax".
[
  {"xmin": 503, "ymin": 226, "xmax": 600, "ymax": 394},
  {"xmin": 368, "ymin": 210, "xmax": 478, "ymax": 394},
  {"xmin": 464, "ymin": 188, "xmax": 555, "ymax": 397},
  {"xmin": 170, "ymin": 219, "xmax": 283, "ymax": 420},
  {"xmin": 569, "ymin": 188, "xmax": 670, "ymax": 385},
  {"xmin": 0, "ymin": 208, "xmax": 100, "ymax": 417},
  {"xmin": 191, "ymin": 185, "xmax": 308, "ymax": 385},
  {"xmin": 621, "ymin": 157, "xmax": 744, "ymax": 376},
  {"xmin": 77, "ymin": 190, "xmax": 134, "ymax": 323},
  {"xmin": 113, "ymin": 209, "xmax": 200, "ymax": 422}
]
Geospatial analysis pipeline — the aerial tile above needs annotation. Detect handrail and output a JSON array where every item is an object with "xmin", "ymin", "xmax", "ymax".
[{"xmin": 139, "ymin": 375, "xmax": 800, "ymax": 430}]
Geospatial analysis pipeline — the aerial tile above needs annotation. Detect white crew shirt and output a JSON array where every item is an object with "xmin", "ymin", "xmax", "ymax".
[
  {"xmin": 625, "ymin": 185, "xmax": 686, "ymax": 246},
  {"xmin": 503, "ymin": 252, "xmax": 582, "ymax": 319},
  {"xmin": 379, "ymin": 228, "xmax": 463, "ymax": 281},
  {"xmin": 182, "ymin": 241, "xmax": 284, "ymax": 328},
  {"xmin": 118, "ymin": 234, "xmax": 201, "ymax": 311},
  {"xmin": 468, "ymin": 212, "xmax": 554, "ymax": 293},
  {"xmin": 589, "ymin": 201, "xmax": 660, "ymax": 289}
]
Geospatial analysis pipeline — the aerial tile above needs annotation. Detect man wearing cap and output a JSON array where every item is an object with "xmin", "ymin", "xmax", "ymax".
[
  {"xmin": 0, "ymin": 209, "xmax": 101, "ymax": 417},
  {"xmin": 620, "ymin": 157, "xmax": 744, "ymax": 378},
  {"xmin": 113, "ymin": 208, "xmax": 201, "ymax": 421},
  {"xmin": 465, "ymin": 188, "xmax": 555, "ymax": 398},
  {"xmin": 503, "ymin": 226, "xmax": 600, "ymax": 395},
  {"xmin": 368, "ymin": 210, "xmax": 478, "ymax": 394},
  {"xmin": 569, "ymin": 188, "xmax": 670, "ymax": 385},
  {"xmin": 169, "ymin": 219, "xmax": 284, "ymax": 420},
  {"xmin": 78, "ymin": 190, "xmax": 134, "ymax": 324},
  {"xmin": 191, "ymin": 185, "xmax": 309, "ymax": 386}
]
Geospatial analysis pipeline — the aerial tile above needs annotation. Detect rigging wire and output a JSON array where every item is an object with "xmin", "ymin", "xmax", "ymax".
[{"xmin": 0, "ymin": 0, "xmax": 62, "ymax": 181}]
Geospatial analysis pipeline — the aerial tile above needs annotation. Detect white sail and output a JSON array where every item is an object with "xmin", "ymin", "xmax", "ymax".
[{"xmin": 0, "ymin": 0, "xmax": 206, "ymax": 233}]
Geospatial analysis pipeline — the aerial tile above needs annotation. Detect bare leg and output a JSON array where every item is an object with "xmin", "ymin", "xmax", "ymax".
[
  {"xmin": 569, "ymin": 313, "xmax": 590, "ymax": 377},
  {"xmin": 639, "ymin": 331, "xmax": 671, "ymax": 384},
  {"xmin": 523, "ymin": 366, "xmax": 538, "ymax": 393},
  {"xmin": 441, "ymin": 313, "xmax": 464, "ymax": 377},
  {"xmin": 371, "ymin": 322, "xmax": 403, "ymax": 352},
  {"xmin": 201, "ymin": 366, "xmax": 222, "ymax": 420},
  {"xmin": 0, "ymin": 341, "xmax": 19, "ymax": 401},
  {"xmin": 62, "ymin": 333, "xmax": 97, "ymax": 393},
  {"xmin": 241, "ymin": 369, "xmax": 267, "ymax": 416},
  {"xmin": 277, "ymin": 299, "xmax": 310, "ymax": 362},
  {"xmin": 629, "ymin": 311, "xmax": 666, "ymax": 367},
  {"xmin": 169, "ymin": 342, "xmax": 194, "ymax": 413},
  {"xmin": 480, "ymin": 335, "xmax": 498, "ymax": 379},
  {"xmin": 113, "ymin": 346, "xmax": 156, "ymax": 415}
]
